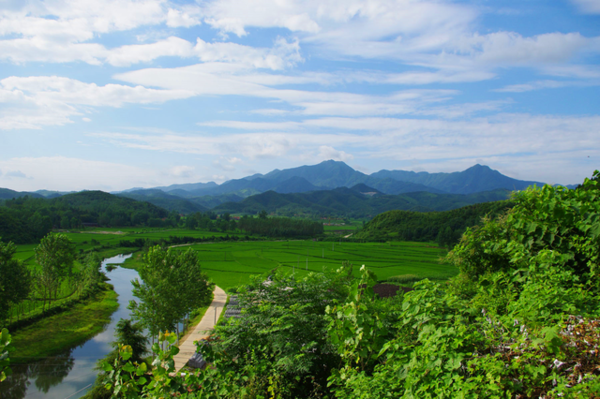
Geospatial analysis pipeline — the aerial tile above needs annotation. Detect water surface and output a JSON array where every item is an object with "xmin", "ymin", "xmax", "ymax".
[{"xmin": 1, "ymin": 254, "xmax": 138, "ymax": 399}]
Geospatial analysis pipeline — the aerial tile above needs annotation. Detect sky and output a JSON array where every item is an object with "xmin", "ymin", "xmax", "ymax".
[{"xmin": 0, "ymin": 0, "xmax": 599, "ymax": 192}]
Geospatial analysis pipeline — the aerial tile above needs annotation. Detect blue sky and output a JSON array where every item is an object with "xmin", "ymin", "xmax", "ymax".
[{"xmin": 0, "ymin": 0, "xmax": 598, "ymax": 192}]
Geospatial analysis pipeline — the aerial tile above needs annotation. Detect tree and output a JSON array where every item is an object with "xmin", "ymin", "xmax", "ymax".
[
  {"xmin": 129, "ymin": 246, "xmax": 212, "ymax": 342},
  {"xmin": 0, "ymin": 240, "xmax": 32, "ymax": 324},
  {"xmin": 34, "ymin": 233, "xmax": 76, "ymax": 310}
]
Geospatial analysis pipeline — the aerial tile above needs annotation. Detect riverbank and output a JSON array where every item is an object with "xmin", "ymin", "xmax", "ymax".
[{"xmin": 10, "ymin": 283, "xmax": 119, "ymax": 362}]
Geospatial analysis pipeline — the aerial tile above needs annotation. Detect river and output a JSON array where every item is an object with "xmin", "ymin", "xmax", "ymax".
[{"xmin": 0, "ymin": 254, "xmax": 138, "ymax": 399}]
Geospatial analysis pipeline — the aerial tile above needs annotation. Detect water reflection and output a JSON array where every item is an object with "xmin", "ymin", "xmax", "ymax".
[
  {"xmin": 0, "ymin": 254, "xmax": 137, "ymax": 399},
  {"xmin": 2, "ymin": 350, "xmax": 75, "ymax": 399}
]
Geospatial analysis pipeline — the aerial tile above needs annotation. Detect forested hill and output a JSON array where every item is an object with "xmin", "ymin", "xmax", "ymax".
[
  {"xmin": 355, "ymin": 199, "xmax": 515, "ymax": 246},
  {"xmin": 117, "ymin": 189, "xmax": 209, "ymax": 214},
  {"xmin": 213, "ymin": 186, "xmax": 512, "ymax": 218},
  {"xmin": 0, "ymin": 191, "xmax": 171, "ymax": 244}
]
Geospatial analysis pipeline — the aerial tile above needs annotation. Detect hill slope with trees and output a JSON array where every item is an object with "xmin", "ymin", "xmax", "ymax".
[
  {"xmin": 355, "ymin": 199, "xmax": 515, "ymax": 246},
  {"xmin": 213, "ymin": 186, "xmax": 511, "ymax": 217},
  {"xmin": 0, "ymin": 191, "xmax": 170, "ymax": 244}
]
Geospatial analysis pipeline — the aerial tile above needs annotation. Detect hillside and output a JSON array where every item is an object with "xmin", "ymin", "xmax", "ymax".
[
  {"xmin": 0, "ymin": 191, "xmax": 170, "ymax": 243},
  {"xmin": 371, "ymin": 164, "xmax": 544, "ymax": 194},
  {"xmin": 117, "ymin": 189, "xmax": 208, "ymax": 214},
  {"xmin": 0, "ymin": 188, "xmax": 44, "ymax": 200},
  {"xmin": 213, "ymin": 186, "xmax": 511, "ymax": 218},
  {"xmin": 355, "ymin": 199, "xmax": 515, "ymax": 245}
]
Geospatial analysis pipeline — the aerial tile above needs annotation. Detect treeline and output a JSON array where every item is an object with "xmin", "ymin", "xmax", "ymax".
[
  {"xmin": 184, "ymin": 211, "xmax": 237, "ymax": 232},
  {"xmin": 0, "ymin": 191, "xmax": 171, "ymax": 244},
  {"xmin": 118, "ymin": 234, "xmax": 252, "ymax": 249},
  {"xmin": 238, "ymin": 213, "xmax": 324, "ymax": 237},
  {"xmin": 356, "ymin": 199, "xmax": 514, "ymax": 247}
]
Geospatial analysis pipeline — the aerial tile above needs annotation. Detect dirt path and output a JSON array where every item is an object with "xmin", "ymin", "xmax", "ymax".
[{"xmin": 172, "ymin": 286, "xmax": 227, "ymax": 373}]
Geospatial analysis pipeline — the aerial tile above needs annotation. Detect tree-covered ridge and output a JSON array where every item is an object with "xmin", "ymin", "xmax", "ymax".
[
  {"xmin": 213, "ymin": 186, "xmax": 511, "ymax": 218},
  {"xmin": 0, "ymin": 191, "xmax": 171, "ymax": 244},
  {"xmin": 355, "ymin": 199, "xmax": 515, "ymax": 246},
  {"xmin": 117, "ymin": 189, "xmax": 209, "ymax": 214}
]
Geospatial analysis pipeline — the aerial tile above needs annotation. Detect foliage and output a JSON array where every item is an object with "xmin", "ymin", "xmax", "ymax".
[
  {"xmin": 356, "ymin": 199, "xmax": 514, "ymax": 245},
  {"xmin": 326, "ymin": 265, "xmax": 397, "ymax": 373},
  {"xmin": 34, "ymin": 233, "xmax": 76, "ymax": 311},
  {"xmin": 448, "ymin": 171, "xmax": 600, "ymax": 284},
  {"xmin": 200, "ymin": 270, "xmax": 349, "ymax": 398},
  {"xmin": 326, "ymin": 171, "xmax": 600, "ymax": 398},
  {"xmin": 0, "ymin": 191, "xmax": 169, "ymax": 244},
  {"xmin": 129, "ymin": 246, "xmax": 213, "ymax": 339},
  {"xmin": 86, "ymin": 319, "xmax": 149, "ymax": 399},
  {"xmin": 0, "ymin": 329, "xmax": 14, "ymax": 383},
  {"xmin": 0, "ymin": 240, "xmax": 31, "ymax": 324}
]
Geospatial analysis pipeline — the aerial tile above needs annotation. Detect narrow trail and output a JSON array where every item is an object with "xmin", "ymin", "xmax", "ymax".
[{"xmin": 173, "ymin": 285, "xmax": 227, "ymax": 373}]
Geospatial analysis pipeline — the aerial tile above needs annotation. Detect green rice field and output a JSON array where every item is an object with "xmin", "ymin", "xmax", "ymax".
[{"xmin": 174, "ymin": 240, "xmax": 456, "ymax": 290}]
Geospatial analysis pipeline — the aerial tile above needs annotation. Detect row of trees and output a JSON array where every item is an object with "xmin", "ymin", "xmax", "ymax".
[
  {"xmin": 0, "ymin": 233, "xmax": 104, "ymax": 328},
  {"xmin": 184, "ymin": 212, "xmax": 237, "ymax": 232},
  {"xmin": 237, "ymin": 215, "xmax": 324, "ymax": 237}
]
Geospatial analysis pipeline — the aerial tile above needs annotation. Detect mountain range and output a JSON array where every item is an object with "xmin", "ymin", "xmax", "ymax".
[
  {"xmin": 117, "ymin": 161, "xmax": 546, "ymax": 196},
  {"xmin": 1, "ymin": 161, "xmax": 561, "ymax": 216}
]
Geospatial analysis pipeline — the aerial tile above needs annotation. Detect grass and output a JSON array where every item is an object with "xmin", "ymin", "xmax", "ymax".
[{"xmin": 10, "ymin": 283, "xmax": 119, "ymax": 362}]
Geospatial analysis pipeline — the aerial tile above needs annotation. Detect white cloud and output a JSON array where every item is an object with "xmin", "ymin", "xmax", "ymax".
[
  {"xmin": 213, "ymin": 159, "xmax": 235, "ymax": 171},
  {"xmin": 0, "ymin": 0, "xmax": 202, "ymax": 65},
  {"xmin": 0, "ymin": 76, "xmax": 195, "ymax": 129},
  {"xmin": 166, "ymin": 7, "xmax": 202, "ymax": 28},
  {"xmin": 106, "ymin": 37, "xmax": 195, "ymax": 67},
  {"xmin": 199, "ymin": 120, "xmax": 302, "ymax": 130},
  {"xmin": 170, "ymin": 165, "xmax": 195, "ymax": 178},
  {"xmin": 194, "ymin": 37, "xmax": 303, "ymax": 70},
  {"xmin": 571, "ymin": 0, "xmax": 600, "ymax": 14},
  {"xmin": 473, "ymin": 32, "xmax": 589, "ymax": 66},
  {"xmin": 91, "ymin": 114, "xmax": 600, "ymax": 176},
  {"xmin": 318, "ymin": 146, "xmax": 354, "ymax": 162},
  {"xmin": 117, "ymin": 64, "xmax": 468, "ymax": 117},
  {"xmin": 0, "ymin": 156, "xmax": 161, "ymax": 191}
]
